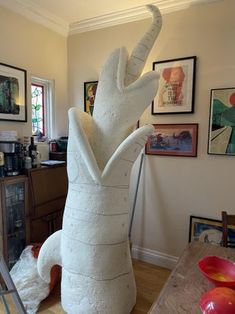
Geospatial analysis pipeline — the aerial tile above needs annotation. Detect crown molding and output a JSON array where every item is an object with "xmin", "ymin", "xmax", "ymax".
[
  {"xmin": 69, "ymin": 0, "xmax": 221, "ymax": 34},
  {"xmin": 0, "ymin": 0, "xmax": 69, "ymax": 36},
  {"xmin": 0, "ymin": 0, "xmax": 221, "ymax": 36}
]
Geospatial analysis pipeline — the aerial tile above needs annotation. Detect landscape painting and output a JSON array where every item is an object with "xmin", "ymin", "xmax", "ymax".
[
  {"xmin": 145, "ymin": 123, "xmax": 198, "ymax": 157},
  {"xmin": 208, "ymin": 87, "xmax": 235, "ymax": 155}
]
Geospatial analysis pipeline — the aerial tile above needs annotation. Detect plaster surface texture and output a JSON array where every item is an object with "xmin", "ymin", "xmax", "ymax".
[{"xmin": 37, "ymin": 5, "xmax": 162, "ymax": 314}]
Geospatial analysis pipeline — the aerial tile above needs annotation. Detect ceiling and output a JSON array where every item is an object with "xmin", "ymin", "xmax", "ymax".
[{"xmin": 0, "ymin": 0, "xmax": 220, "ymax": 36}]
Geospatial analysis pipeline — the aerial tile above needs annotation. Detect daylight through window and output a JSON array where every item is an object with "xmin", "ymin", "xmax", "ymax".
[
  {"xmin": 32, "ymin": 83, "xmax": 44, "ymax": 136},
  {"xmin": 31, "ymin": 77, "xmax": 54, "ymax": 140}
]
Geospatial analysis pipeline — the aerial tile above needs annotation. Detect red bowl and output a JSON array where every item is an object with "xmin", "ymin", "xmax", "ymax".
[
  {"xmin": 200, "ymin": 287, "xmax": 235, "ymax": 314},
  {"xmin": 198, "ymin": 256, "xmax": 235, "ymax": 287}
]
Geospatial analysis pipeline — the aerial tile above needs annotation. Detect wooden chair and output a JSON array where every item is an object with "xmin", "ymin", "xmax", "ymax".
[{"xmin": 222, "ymin": 211, "xmax": 235, "ymax": 248}]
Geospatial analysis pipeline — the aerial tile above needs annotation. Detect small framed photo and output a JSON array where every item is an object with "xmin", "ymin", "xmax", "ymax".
[
  {"xmin": 145, "ymin": 123, "xmax": 198, "ymax": 157},
  {"xmin": 152, "ymin": 56, "xmax": 196, "ymax": 114},
  {"xmin": 0, "ymin": 63, "xmax": 27, "ymax": 122},
  {"xmin": 84, "ymin": 81, "xmax": 98, "ymax": 116},
  {"xmin": 189, "ymin": 215, "xmax": 235, "ymax": 246},
  {"xmin": 189, "ymin": 216, "xmax": 222, "ymax": 245},
  {"xmin": 208, "ymin": 87, "xmax": 235, "ymax": 155}
]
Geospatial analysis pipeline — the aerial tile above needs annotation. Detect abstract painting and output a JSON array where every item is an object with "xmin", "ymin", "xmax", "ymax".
[
  {"xmin": 208, "ymin": 87, "xmax": 235, "ymax": 155},
  {"xmin": 0, "ymin": 63, "xmax": 27, "ymax": 122}
]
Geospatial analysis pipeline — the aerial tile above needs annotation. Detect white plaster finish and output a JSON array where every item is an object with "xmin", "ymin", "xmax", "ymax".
[
  {"xmin": 62, "ymin": 207, "xmax": 129, "ymax": 244},
  {"xmin": 38, "ymin": 5, "xmax": 162, "ymax": 313},
  {"xmin": 37, "ymin": 230, "xmax": 62, "ymax": 284},
  {"xmin": 91, "ymin": 5, "xmax": 162, "ymax": 171},
  {"xmin": 90, "ymin": 48, "xmax": 159, "ymax": 171},
  {"xmin": 65, "ymin": 185, "xmax": 129, "ymax": 215},
  {"xmin": 61, "ymin": 237, "xmax": 131, "ymax": 279},
  {"xmin": 125, "ymin": 4, "xmax": 162, "ymax": 85},
  {"xmin": 61, "ymin": 268, "xmax": 136, "ymax": 314}
]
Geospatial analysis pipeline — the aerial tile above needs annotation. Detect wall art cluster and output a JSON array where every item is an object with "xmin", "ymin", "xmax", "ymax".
[
  {"xmin": 146, "ymin": 55, "xmax": 198, "ymax": 157},
  {"xmin": 146, "ymin": 55, "xmax": 235, "ymax": 158}
]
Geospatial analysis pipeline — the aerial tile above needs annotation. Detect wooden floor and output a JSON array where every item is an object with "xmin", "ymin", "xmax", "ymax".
[
  {"xmin": 130, "ymin": 259, "xmax": 171, "ymax": 313},
  {"xmin": 38, "ymin": 259, "xmax": 171, "ymax": 314}
]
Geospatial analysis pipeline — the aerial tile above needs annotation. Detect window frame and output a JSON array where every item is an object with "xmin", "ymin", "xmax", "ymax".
[{"xmin": 31, "ymin": 77, "xmax": 55, "ymax": 140}]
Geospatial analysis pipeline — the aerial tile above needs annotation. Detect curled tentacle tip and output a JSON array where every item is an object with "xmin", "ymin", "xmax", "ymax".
[
  {"xmin": 146, "ymin": 4, "xmax": 159, "ymax": 11},
  {"xmin": 146, "ymin": 4, "xmax": 161, "ymax": 16},
  {"xmin": 146, "ymin": 4, "xmax": 162, "ymax": 29}
]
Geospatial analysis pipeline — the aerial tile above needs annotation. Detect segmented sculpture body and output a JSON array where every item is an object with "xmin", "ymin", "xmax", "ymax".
[
  {"xmin": 60, "ymin": 115, "xmax": 151, "ymax": 313},
  {"xmin": 37, "ymin": 5, "xmax": 162, "ymax": 313}
]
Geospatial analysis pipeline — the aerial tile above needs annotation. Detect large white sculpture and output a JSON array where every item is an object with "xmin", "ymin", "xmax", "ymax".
[{"xmin": 37, "ymin": 5, "xmax": 162, "ymax": 314}]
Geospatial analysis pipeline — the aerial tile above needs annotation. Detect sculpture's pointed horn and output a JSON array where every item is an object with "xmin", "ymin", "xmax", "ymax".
[{"xmin": 124, "ymin": 5, "xmax": 162, "ymax": 86}]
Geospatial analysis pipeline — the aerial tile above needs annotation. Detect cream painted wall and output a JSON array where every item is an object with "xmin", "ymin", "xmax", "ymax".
[
  {"xmin": 0, "ymin": 6, "xmax": 68, "ymax": 139},
  {"xmin": 68, "ymin": 0, "xmax": 235, "ymax": 258}
]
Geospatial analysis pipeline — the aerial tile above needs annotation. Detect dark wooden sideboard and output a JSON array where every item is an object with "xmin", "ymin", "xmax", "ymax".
[
  {"xmin": 26, "ymin": 164, "xmax": 68, "ymax": 243},
  {"xmin": 0, "ymin": 165, "xmax": 67, "ymax": 268}
]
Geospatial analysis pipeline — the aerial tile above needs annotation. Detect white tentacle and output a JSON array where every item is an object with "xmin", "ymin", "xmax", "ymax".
[
  {"xmin": 125, "ymin": 5, "xmax": 162, "ymax": 85},
  {"xmin": 37, "ymin": 230, "xmax": 62, "ymax": 283}
]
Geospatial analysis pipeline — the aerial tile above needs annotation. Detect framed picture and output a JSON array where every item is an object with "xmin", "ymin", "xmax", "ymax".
[
  {"xmin": 189, "ymin": 215, "xmax": 235, "ymax": 246},
  {"xmin": 84, "ymin": 81, "xmax": 98, "ymax": 116},
  {"xmin": 208, "ymin": 87, "xmax": 235, "ymax": 155},
  {"xmin": 145, "ymin": 123, "xmax": 198, "ymax": 157},
  {"xmin": 0, "ymin": 63, "xmax": 27, "ymax": 122},
  {"xmin": 152, "ymin": 56, "xmax": 196, "ymax": 114}
]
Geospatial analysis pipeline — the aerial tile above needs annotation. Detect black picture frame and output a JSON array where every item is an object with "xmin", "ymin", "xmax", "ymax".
[
  {"xmin": 208, "ymin": 87, "xmax": 235, "ymax": 155},
  {"xmin": 0, "ymin": 63, "xmax": 27, "ymax": 122},
  {"xmin": 152, "ymin": 56, "xmax": 196, "ymax": 115}
]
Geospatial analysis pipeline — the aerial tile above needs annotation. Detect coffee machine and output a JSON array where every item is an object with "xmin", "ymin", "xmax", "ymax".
[{"xmin": 0, "ymin": 141, "xmax": 23, "ymax": 176}]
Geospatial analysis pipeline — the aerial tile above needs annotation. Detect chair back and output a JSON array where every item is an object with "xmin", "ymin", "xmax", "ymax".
[{"xmin": 222, "ymin": 211, "xmax": 235, "ymax": 247}]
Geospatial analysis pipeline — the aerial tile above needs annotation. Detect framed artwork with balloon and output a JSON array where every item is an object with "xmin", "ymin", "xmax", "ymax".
[
  {"xmin": 151, "ymin": 56, "xmax": 196, "ymax": 114},
  {"xmin": 208, "ymin": 87, "xmax": 235, "ymax": 155}
]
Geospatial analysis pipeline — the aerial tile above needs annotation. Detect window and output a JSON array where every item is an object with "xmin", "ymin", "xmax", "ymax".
[
  {"xmin": 31, "ymin": 83, "xmax": 44, "ymax": 135},
  {"xmin": 31, "ymin": 77, "xmax": 54, "ymax": 139}
]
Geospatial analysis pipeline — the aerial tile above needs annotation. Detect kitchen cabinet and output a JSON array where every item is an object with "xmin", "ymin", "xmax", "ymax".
[
  {"xmin": 27, "ymin": 165, "xmax": 68, "ymax": 243},
  {"xmin": 0, "ymin": 175, "xmax": 29, "ymax": 269},
  {"xmin": 0, "ymin": 165, "xmax": 67, "ymax": 269}
]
